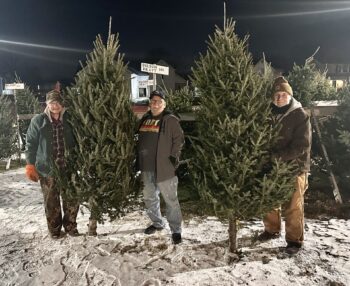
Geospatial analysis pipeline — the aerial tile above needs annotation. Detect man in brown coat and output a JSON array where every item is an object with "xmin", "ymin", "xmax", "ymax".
[
  {"xmin": 137, "ymin": 90, "xmax": 184, "ymax": 244},
  {"xmin": 258, "ymin": 77, "xmax": 311, "ymax": 255}
]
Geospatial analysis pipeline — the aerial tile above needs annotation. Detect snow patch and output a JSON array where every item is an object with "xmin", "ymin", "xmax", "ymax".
[{"xmin": 0, "ymin": 168, "xmax": 349, "ymax": 285}]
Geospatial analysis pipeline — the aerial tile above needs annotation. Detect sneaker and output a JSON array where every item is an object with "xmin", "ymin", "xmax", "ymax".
[
  {"xmin": 257, "ymin": 231, "xmax": 280, "ymax": 241},
  {"xmin": 144, "ymin": 225, "xmax": 163, "ymax": 235},
  {"xmin": 172, "ymin": 233, "xmax": 182, "ymax": 244},
  {"xmin": 286, "ymin": 242, "xmax": 302, "ymax": 255}
]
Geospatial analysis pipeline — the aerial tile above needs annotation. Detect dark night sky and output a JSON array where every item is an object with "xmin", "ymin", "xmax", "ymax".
[{"xmin": 1, "ymin": 0, "xmax": 350, "ymax": 86}]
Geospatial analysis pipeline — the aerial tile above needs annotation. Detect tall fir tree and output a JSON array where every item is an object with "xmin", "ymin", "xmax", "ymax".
[
  {"xmin": 0, "ymin": 95, "xmax": 17, "ymax": 160},
  {"xmin": 191, "ymin": 20, "xmax": 295, "ymax": 253},
  {"xmin": 59, "ymin": 33, "xmax": 138, "ymax": 222}
]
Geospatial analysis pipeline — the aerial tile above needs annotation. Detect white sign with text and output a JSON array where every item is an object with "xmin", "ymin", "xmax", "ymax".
[
  {"xmin": 5, "ymin": 83, "xmax": 25, "ymax": 90},
  {"xmin": 141, "ymin": 63, "xmax": 169, "ymax": 75}
]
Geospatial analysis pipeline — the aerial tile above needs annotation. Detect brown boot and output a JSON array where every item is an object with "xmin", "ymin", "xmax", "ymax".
[{"xmin": 88, "ymin": 219, "xmax": 97, "ymax": 236}]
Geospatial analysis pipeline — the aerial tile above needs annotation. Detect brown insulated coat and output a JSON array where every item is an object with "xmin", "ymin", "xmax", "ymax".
[{"xmin": 272, "ymin": 98, "xmax": 311, "ymax": 173}]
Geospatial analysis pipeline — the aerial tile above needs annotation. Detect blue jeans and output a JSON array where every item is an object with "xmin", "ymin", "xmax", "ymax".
[{"xmin": 142, "ymin": 172, "xmax": 182, "ymax": 234}]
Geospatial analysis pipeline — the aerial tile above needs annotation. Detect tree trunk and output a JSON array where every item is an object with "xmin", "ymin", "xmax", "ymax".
[
  {"xmin": 88, "ymin": 198, "xmax": 98, "ymax": 236},
  {"xmin": 228, "ymin": 214, "xmax": 238, "ymax": 253}
]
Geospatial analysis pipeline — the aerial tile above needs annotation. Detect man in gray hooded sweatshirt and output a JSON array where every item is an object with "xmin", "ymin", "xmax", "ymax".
[{"xmin": 258, "ymin": 77, "xmax": 311, "ymax": 255}]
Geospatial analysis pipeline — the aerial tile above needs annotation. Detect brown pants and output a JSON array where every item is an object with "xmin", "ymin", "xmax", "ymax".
[
  {"xmin": 40, "ymin": 177, "xmax": 79, "ymax": 235},
  {"xmin": 263, "ymin": 173, "xmax": 308, "ymax": 244}
]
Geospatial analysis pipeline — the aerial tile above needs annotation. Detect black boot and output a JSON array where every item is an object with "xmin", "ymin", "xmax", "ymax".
[
  {"xmin": 285, "ymin": 241, "xmax": 302, "ymax": 255},
  {"xmin": 144, "ymin": 225, "xmax": 164, "ymax": 234},
  {"xmin": 172, "ymin": 233, "xmax": 182, "ymax": 244},
  {"xmin": 257, "ymin": 231, "xmax": 280, "ymax": 241}
]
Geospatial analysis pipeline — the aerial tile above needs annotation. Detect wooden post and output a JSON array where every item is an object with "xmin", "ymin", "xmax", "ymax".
[
  {"xmin": 311, "ymin": 108, "xmax": 343, "ymax": 203},
  {"xmin": 153, "ymin": 72, "xmax": 157, "ymax": 91},
  {"xmin": 13, "ymin": 89, "xmax": 22, "ymax": 164}
]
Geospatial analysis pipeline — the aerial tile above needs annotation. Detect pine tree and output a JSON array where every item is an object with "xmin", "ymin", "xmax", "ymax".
[
  {"xmin": 191, "ymin": 20, "xmax": 295, "ymax": 253},
  {"xmin": 287, "ymin": 57, "xmax": 336, "ymax": 107},
  {"xmin": 164, "ymin": 85, "xmax": 194, "ymax": 115},
  {"xmin": 15, "ymin": 83, "xmax": 41, "ymax": 150},
  {"xmin": 59, "ymin": 33, "xmax": 138, "ymax": 222},
  {"xmin": 0, "ymin": 95, "xmax": 17, "ymax": 160},
  {"xmin": 336, "ymin": 85, "xmax": 350, "ymax": 101},
  {"xmin": 319, "ymin": 90, "xmax": 350, "ymax": 195}
]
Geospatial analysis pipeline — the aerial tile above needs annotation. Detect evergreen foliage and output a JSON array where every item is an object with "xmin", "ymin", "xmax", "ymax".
[
  {"xmin": 164, "ymin": 85, "xmax": 194, "ymax": 115},
  {"xmin": 319, "ymin": 90, "xmax": 350, "ymax": 195},
  {"xmin": 161, "ymin": 85, "xmax": 197, "ymax": 197},
  {"xmin": 15, "ymin": 84, "xmax": 41, "ymax": 150},
  {"xmin": 335, "ymin": 85, "xmax": 350, "ymax": 101},
  {"xmin": 0, "ymin": 95, "xmax": 17, "ymax": 160},
  {"xmin": 287, "ymin": 58, "xmax": 336, "ymax": 107},
  {"xmin": 59, "ymin": 33, "xmax": 138, "ymax": 222},
  {"xmin": 162, "ymin": 85, "xmax": 194, "ymax": 182},
  {"xmin": 190, "ymin": 20, "xmax": 295, "ymax": 252}
]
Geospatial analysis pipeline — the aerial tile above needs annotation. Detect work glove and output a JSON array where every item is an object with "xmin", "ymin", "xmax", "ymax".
[{"xmin": 25, "ymin": 164, "xmax": 39, "ymax": 182}]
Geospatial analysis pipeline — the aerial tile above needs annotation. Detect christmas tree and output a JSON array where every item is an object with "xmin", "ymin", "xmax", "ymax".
[
  {"xmin": 164, "ymin": 85, "xmax": 194, "ymax": 115},
  {"xmin": 287, "ymin": 56, "xmax": 336, "ymax": 107},
  {"xmin": 58, "ymin": 31, "xmax": 138, "ymax": 223},
  {"xmin": 15, "ymin": 82, "xmax": 41, "ymax": 150},
  {"xmin": 318, "ymin": 89, "xmax": 350, "ymax": 196},
  {"xmin": 191, "ymin": 19, "xmax": 295, "ymax": 253},
  {"xmin": 0, "ymin": 95, "xmax": 17, "ymax": 160}
]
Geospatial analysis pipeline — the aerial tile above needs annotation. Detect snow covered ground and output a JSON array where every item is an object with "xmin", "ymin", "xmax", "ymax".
[{"xmin": 0, "ymin": 168, "xmax": 349, "ymax": 286}]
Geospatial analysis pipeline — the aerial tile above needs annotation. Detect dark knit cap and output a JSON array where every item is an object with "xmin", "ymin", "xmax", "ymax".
[
  {"xmin": 46, "ymin": 90, "xmax": 63, "ymax": 104},
  {"xmin": 272, "ymin": 76, "xmax": 293, "ymax": 96}
]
